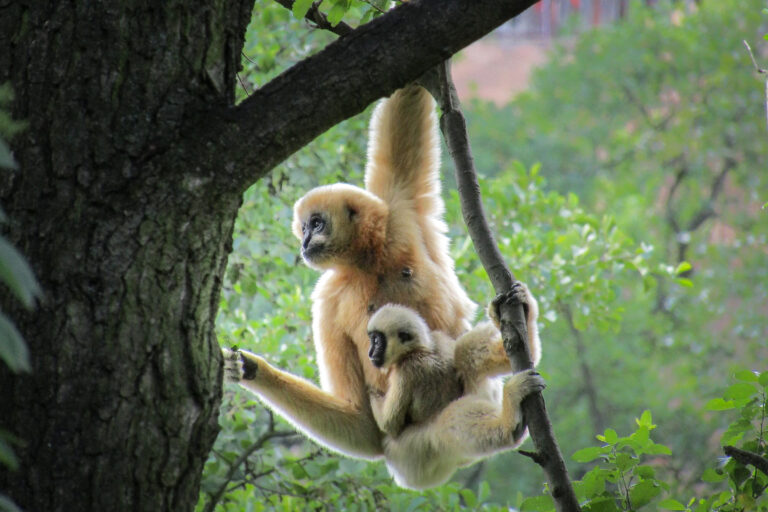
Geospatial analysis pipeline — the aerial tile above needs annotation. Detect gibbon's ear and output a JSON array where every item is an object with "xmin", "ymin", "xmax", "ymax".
[{"xmin": 345, "ymin": 203, "xmax": 358, "ymax": 221}]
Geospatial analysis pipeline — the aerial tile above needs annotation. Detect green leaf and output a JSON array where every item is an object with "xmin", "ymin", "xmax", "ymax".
[
  {"xmin": 291, "ymin": 0, "xmax": 314, "ymax": 19},
  {"xmin": 734, "ymin": 369, "xmax": 759, "ymax": 382},
  {"xmin": 658, "ymin": 498, "xmax": 686, "ymax": 510},
  {"xmin": 705, "ymin": 398, "xmax": 736, "ymax": 411},
  {"xmin": 460, "ymin": 489, "xmax": 477, "ymax": 508},
  {"xmin": 403, "ymin": 496, "xmax": 427, "ymax": 512},
  {"xmin": 597, "ymin": 428, "xmax": 619, "ymax": 445},
  {"xmin": 0, "ymin": 494, "xmax": 23, "ymax": 512},
  {"xmin": 0, "ymin": 140, "xmax": 16, "ymax": 170},
  {"xmin": 0, "ymin": 236, "xmax": 41, "ymax": 309},
  {"xmin": 520, "ymin": 495, "xmax": 555, "ymax": 512},
  {"xmin": 675, "ymin": 277, "xmax": 693, "ymax": 288},
  {"xmin": 573, "ymin": 446, "xmax": 608, "ymax": 463},
  {"xmin": 0, "ymin": 438, "xmax": 18, "ymax": 471},
  {"xmin": 759, "ymin": 371, "xmax": 768, "ymax": 387},
  {"xmin": 674, "ymin": 261, "xmax": 692, "ymax": 274},
  {"xmin": 701, "ymin": 468, "xmax": 725, "ymax": 483},
  {"xmin": 723, "ymin": 382, "xmax": 757, "ymax": 400},
  {"xmin": 327, "ymin": 2, "xmax": 348, "ymax": 26},
  {"xmin": 637, "ymin": 410, "xmax": 655, "ymax": 429},
  {"xmin": 629, "ymin": 480, "xmax": 660, "ymax": 508},
  {"xmin": 0, "ymin": 312, "xmax": 30, "ymax": 373}
]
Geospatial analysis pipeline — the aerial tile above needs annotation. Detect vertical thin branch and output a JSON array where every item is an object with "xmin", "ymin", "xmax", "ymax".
[
  {"xmin": 422, "ymin": 61, "xmax": 582, "ymax": 512},
  {"xmin": 743, "ymin": 40, "xmax": 768, "ymax": 134}
]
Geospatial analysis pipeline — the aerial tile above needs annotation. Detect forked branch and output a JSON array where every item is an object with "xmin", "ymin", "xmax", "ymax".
[{"xmin": 425, "ymin": 60, "xmax": 582, "ymax": 512}]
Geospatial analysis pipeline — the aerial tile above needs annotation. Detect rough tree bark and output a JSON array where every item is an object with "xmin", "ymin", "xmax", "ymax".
[{"xmin": 0, "ymin": 1, "xmax": 539, "ymax": 511}]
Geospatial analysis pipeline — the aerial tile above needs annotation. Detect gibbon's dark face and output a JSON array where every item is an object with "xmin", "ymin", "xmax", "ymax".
[
  {"xmin": 368, "ymin": 330, "xmax": 387, "ymax": 368},
  {"xmin": 300, "ymin": 212, "xmax": 331, "ymax": 263},
  {"xmin": 367, "ymin": 328, "xmax": 415, "ymax": 368}
]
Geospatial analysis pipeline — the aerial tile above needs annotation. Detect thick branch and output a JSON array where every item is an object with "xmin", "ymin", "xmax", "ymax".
[
  {"xmin": 184, "ymin": 0, "xmax": 539, "ymax": 195},
  {"xmin": 432, "ymin": 60, "xmax": 581, "ymax": 512},
  {"xmin": 724, "ymin": 445, "xmax": 768, "ymax": 477}
]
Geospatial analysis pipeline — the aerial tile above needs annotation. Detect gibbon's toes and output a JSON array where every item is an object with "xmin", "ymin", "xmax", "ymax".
[
  {"xmin": 506, "ymin": 368, "xmax": 546, "ymax": 398},
  {"xmin": 491, "ymin": 282, "xmax": 530, "ymax": 321},
  {"xmin": 222, "ymin": 348, "xmax": 244, "ymax": 382},
  {"xmin": 520, "ymin": 368, "xmax": 546, "ymax": 396}
]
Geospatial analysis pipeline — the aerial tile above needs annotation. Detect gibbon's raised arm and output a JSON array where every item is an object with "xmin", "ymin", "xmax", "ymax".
[
  {"xmin": 364, "ymin": 86, "xmax": 442, "ymax": 218},
  {"xmin": 224, "ymin": 348, "xmax": 384, "ymax": 459}
]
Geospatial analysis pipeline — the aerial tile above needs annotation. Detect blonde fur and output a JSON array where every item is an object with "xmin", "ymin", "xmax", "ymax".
[
  {"xmin": 223, "ymin": 85, "xmax": 539, "ymax": 461},
  {"xmin": 367, "ymin": 304, "xmax": 545, "ymax": 490}
]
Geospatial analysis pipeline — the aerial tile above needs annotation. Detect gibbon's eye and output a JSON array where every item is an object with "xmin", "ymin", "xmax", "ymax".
[
  {"xmin": 398, "ymin": 331, "xmax": 413, "ymax": 343},
  {"xmin": 346, "ymin": 205, "xmax": 358, "ymax": 220},
  {"xmin": 309, "ymin": 215, "xmax": 325, "ymax": 233}
]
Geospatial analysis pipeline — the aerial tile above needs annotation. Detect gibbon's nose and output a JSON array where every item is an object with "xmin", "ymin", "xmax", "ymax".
[{"xmin": 368, "ymin": 331, "xmax": 386, "ymax": 367}]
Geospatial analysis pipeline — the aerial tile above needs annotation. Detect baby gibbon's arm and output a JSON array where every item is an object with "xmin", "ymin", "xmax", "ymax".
[
  {"xmin": 223, "ymin": 348, "xmax": 384, "ymax": 460},
  {"xmin": 379, "ymin": 370, "xmax": 412, "ymax": 437}
]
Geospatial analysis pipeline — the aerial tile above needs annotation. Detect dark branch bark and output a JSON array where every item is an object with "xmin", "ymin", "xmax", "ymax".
[
  {"xmin": 430, "ymin": 60, "xmax": 581, "ymax": 512},
  {"xmin": 186, "ymin": 0, "xmax": 539, "ymax": 195},
  {"xmin": 724, "ymin": 445, "xmax": 768, "ymax": 476}
]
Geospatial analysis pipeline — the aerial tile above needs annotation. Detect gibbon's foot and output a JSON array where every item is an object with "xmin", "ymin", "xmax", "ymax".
[
  {"xmin": 491, "ymin": 281, "xmax": 530, "ymax": 323},
  {"xmin": 508, "ymin": 369, "xmax": 546, "ymax": 441},
  {"xmin": 222, "ymin": 348, "xmax": 244, "ymax": 382},
  {"xmin": 504, "ymin": 368, "xmax": 547, "ymax": 402}
]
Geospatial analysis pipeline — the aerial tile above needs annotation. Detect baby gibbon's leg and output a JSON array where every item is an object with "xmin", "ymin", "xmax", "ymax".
[
  {"xmin": 223, "ymin": 348, "xmax": 384, "ymax": 460},
  {"xmin": 439, "ymin": 369, "xmax": 546, "ymax": 458}
]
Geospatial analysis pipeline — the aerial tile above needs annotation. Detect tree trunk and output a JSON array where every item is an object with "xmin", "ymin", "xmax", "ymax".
[
  {"xmin": 0, "ymin": 0, "xmax": 541, "ymax": 510},
  {"xmin": 0, "ymin": 2, "xmax": 251, "ymax": 510}
]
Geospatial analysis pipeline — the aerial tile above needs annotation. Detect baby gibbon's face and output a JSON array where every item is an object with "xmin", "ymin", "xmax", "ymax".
[{"xmin": 367, "ymin": 305, "xmax": 431, "ymax": 368}]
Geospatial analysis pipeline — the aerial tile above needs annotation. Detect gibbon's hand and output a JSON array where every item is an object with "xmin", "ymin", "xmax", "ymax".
[
  {"xmin": 222, "ymin": 347, "xmax": 260, "ymax": 382},
  {"xmin": 490, "ymin": 281, "xmax": 531, "ymax": 325},
  {"xmin": 222, "ymin": 348, "xmax": 244, "ymax": 382}
]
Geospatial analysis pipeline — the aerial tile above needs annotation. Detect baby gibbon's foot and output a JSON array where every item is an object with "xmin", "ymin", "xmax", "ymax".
[
  {"xmin": 507, "ymin": 369, "xmax": 546, "ymax": 441},
  {"xmin": 489, "ymin": 281, "xmax": 531, "ymax": 328}
]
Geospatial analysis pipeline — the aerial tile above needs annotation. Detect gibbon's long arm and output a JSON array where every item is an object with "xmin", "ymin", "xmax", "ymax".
[
  {"xmin": 379, "ymin": 371, "xmax": 412, "ymax": 437},
  {"xmin": 232, "ymin": 349, "xmax": 384, "ymax": 459},
  {"xmin": 364, "ymin": 86, "xmax": 442, "ymax": 219}
]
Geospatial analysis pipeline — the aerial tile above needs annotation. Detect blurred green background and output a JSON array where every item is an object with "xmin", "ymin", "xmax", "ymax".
[{"xmin": 197, "ymin": 1, "xmax": 768, "ymax": 510}]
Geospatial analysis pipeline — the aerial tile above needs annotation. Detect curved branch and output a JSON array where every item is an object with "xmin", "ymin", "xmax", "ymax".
[
  {"xmin": 431, "ymin": 60, "xmax": 581, "ymax": 512},
  {"xmin": 724, "ymin": 445, "xmax": 768, "ymax": 476},
  {"xmin": 183, "ymin": 0, "xmax": 539, "ymax": 195}
]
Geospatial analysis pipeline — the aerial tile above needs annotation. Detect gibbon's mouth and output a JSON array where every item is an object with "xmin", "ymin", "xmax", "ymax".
[
  {"xmin": 368, "ymin": 330, "xmax": 386, "ymax": 368},
  {"xmin": 301, "ymin": 243, "xmax": 327, "ymax": 261}
]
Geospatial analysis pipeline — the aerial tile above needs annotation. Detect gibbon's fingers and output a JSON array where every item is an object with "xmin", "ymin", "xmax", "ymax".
[{"xmin": 222, "ymin": 348, "xmax": 244, "ymax": 382}]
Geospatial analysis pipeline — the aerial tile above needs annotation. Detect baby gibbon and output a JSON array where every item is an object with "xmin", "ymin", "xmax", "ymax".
[
  {"xmin": 367, "ymin": 299, "xmax": 544, "ymax": 490},
  {"xmin": 224, "ymin": 85, "xmax": 541, "ymax": 460}
]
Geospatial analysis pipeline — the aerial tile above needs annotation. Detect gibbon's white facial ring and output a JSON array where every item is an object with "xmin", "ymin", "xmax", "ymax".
[
  {"xmin": 368, "ymin": 330, "xmax": 387, "ymax": 368},
  {"xmin": 301, "ymin": 213, "xmax": 330, "ymax": 261}
]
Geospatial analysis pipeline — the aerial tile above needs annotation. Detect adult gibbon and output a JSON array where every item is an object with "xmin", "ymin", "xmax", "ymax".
[
  {"xmin": 366, "ymin": 300, "xmax": 544, "ymax": 490},
  {"xmin": 223, "ymin": 85, "xmax": 541, "ymax": 459}
]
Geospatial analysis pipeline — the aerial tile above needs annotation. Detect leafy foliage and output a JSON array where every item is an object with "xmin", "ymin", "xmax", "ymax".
[
  {"xmin": 202, "ymin": 0, "xmax": 768, "ymax": 509},
  {"xmin": 0, "ymin": 83, "xmax": 39, "ymax": 512}
]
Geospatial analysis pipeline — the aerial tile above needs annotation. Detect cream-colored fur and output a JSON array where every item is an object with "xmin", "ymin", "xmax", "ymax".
[
  {"xmin": 367, "ymin": 304, "xmax": 545, "ymax": 490},
  {"xmin": 222, "ymin": 85, "xmax": 540, "ymax": 460}
]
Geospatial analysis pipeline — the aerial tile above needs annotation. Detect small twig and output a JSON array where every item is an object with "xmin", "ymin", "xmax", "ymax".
[
  {"xmin": 724, "ymin": 445, "xmax": 768, "ymax": 477},
  {"xmin": 203, "ymin": 429, "xmax": 297, "ymax": 512},
  {"xmin": 272, "ymin": 0, "xmax": 354, "ymax": 36},
  {"xmin": 236, "ymin": 73, "xmax": 252, "ymax": 96},
  {"xmin": 743, "ymin": 40, "xmax": 768, "ymax": 134},
  {"xmin": 518, "ymin": 449, "xmax": 545, "ymax": 465}
]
